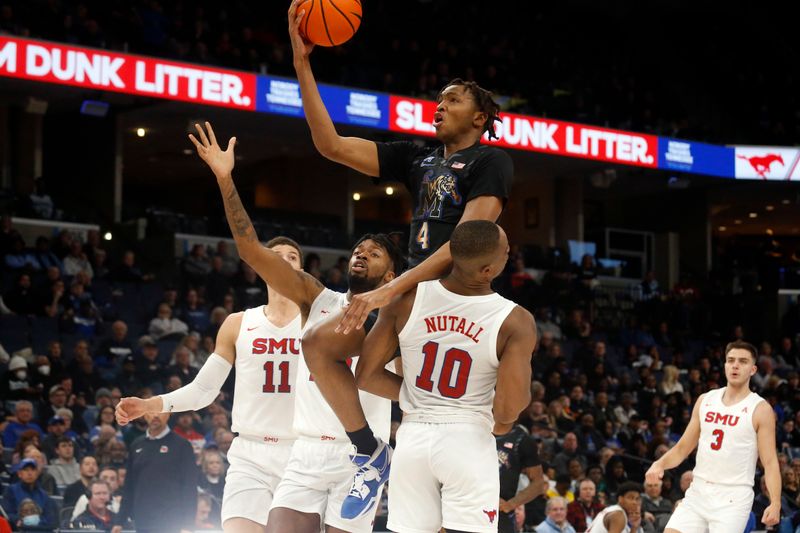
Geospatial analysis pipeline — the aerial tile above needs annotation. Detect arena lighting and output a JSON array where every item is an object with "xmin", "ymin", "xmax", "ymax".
[
  {"xmin": 734, "ymin": 220, "xmax": 743, "ymax": 225},
  {"xmin": 103, "ymin": 232, "xmax": 112, "ymax": 240},
  {"xmin": 352, "ymin": 192, "xmax": 361, "ymax": 201},
  {"xmin": 783, "ymin": 199, "xmax": 792, "ymax": 205},
  {"xmin": 749, "ymin": 212, "xmax": 758, "ymax": 219},
  {"xmin": 766, "ymin": 205, "xmax": 775, "ymax": 211},
  {"xmin": 136, "ymin": 128, "xmax": 146, "ymax": 137},
  {"xmin": 718, "ymin": 226, "xmax": 727, "ymax": 232},
  {"xmin": 766, "ymin": 229, "xmax": 774, "ymax": 235},
  {"xmin": 80, "ymin": 100, "xmax": 109, "ymax": 117},
  {"xmin": 385, "ymin": 186, "xmax": 394, "ymax": 195}
]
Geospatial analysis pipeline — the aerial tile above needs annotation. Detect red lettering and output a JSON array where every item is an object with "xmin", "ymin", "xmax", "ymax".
[
  {"xmin": 252, "ymin": 338, "xmax": 267, "ymax": 355},
  {"xmin": 425, "ymin": 317, "xmax": 438, "ymax": 333},
  {"xmin": 268, "ymin": 338, "xmax": 288, "ymax": 354},
  {"xmin": 448, "ymin": 315, "xmax": 459, "ymax": 330},
  {"xmin": 705, "ymin": 411, "xmax": 741, "ymax": 427},
  {"xmin": 455, "ymin": 318, "xmax": 467, "ymax": 334},
  {"xmin": 471, "ymin": 327, "xmax": 484, "ymax": 343},
  {"xmin": 288, "ymin": 338, "xmax": 301, "ymax": 355}
]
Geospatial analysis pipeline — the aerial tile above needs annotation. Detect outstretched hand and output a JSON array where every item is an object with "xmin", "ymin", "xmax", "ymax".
[
  {"xmin": 288, "ymin": 0, "xmax": 315, "ymax": 63},
  {"xmin": 188, "ymin": 122, "xmax": 236, "ymax": 179},
  {"xmin": 336, "ymin": 284, "xmax": 396, "ymax": 334},
  {"xmin": 115, "ymin": 397, "xmax": 149, "ymax": 426}
]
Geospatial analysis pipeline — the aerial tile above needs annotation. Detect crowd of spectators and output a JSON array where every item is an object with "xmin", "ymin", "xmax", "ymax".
[
  {"xmin": 0, "ymin": 0, "xmax": 797, "ymax": 146},
  {"xmin": 1, "ymin": 212, "xmax": 800, "ymax": 531}
]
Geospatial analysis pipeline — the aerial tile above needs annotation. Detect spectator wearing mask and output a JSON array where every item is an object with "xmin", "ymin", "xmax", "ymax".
[
  {"xmin": 2, "ymin": 357, "xmax": 42, "ymax": 402},
  {"xmin": 1, "ymin": 459, "xmax": 58, "ymax": 528}
]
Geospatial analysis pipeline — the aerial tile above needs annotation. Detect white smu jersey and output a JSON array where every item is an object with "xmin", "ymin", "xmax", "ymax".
[
  {"xmin": 586, "ymin": 504, "xmax": 628, "ymax": 533},
  {"xmin": 693, "ymin": 387, "xmax": 764, "ymax": 487},
  {"xmin": 397, "ymin": 280, "xmax": 518, "ymax": 431},
  {"xmin": 293, "ymin": 288, "xmax": 391, "ymax": 443},
  {"xmin": 232, "ymin": 306, "xmax": 301, "ymax": 441}
]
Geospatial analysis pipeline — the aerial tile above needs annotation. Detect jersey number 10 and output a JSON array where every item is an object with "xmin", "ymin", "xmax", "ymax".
[{"xmin": 415, "ymin": 341, "xmax": 472, "ymax": 398}]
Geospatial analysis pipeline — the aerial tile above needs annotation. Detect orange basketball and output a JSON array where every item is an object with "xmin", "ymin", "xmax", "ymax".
[{"xmin": 297, "ymin": 0, "xmax": 362, "ymax": 47}]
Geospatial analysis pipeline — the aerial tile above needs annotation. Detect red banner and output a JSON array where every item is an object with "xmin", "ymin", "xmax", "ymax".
[
  {"xmin": 0, "ymin": 37, "xmax": 256, "ymax": 110},
  {"xmin": 389, "ymin": 95, "xmax": 659, "ymax": 168}
]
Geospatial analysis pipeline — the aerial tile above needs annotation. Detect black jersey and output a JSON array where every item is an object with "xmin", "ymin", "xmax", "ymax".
[
  {"xmin": 375, "ymin": 140, "xmax": 514, "ymax": 267},
  {"xmin": 496, "ymin": 424, "xmax": 541, "ymax": 500}
]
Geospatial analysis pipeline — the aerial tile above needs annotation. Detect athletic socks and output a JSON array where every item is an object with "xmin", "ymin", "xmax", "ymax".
[{"xmin": 347, "ymin": 425, "xmax": 378, "ymax": 457}]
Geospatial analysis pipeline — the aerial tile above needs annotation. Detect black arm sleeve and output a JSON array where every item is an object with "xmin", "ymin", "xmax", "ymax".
[
  {"xmin": 374, "ymin": 141, "xmax": 425, "ymax": 188},
  {"xmin": 466, "ymin": 148, "xmax": 514, "ymax": 204},
  {"xmin": 519, "ymin": 434, "xmax": 542, "ymax": 469}
]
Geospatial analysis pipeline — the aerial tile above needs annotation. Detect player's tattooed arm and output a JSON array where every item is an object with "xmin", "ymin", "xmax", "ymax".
[{"xmin": 189, "ymin": 122, "xmax": 324, "ymax": 308}]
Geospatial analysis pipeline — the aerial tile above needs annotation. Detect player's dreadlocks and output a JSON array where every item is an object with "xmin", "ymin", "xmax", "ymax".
[{"xmin": 438, "ymin": 78, "xmax": 502, "ymax": 140}]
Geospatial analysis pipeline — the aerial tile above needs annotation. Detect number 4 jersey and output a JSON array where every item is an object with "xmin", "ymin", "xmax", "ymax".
[
  {"xmin": 232, "ymin": 306, "xmax": 302, "ymax": 442},
  {"xmin": 398, "ymin": 280, "xmax": 519, "ymax": 432},
  {"xmin": 693, "ymin": 386, "xmax": 764, "ymax": 487}
]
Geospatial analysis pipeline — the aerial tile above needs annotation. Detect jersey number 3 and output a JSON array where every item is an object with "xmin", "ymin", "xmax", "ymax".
[
  {"xmin": 263, "ymin": 361, "xmax": 291, "ymax": 393},
  {"xmin": 710, "ymin": 429, "xmax": 724, "ymax": 450},
  {"xmin": 415, "ymin": 340, "xmax": 472, "ymax": 398}
]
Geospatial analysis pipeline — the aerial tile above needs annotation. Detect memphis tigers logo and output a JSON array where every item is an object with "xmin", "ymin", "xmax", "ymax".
[{"xmin": 416, "ymin": 169, "xmax": 462, "ymax": 219}]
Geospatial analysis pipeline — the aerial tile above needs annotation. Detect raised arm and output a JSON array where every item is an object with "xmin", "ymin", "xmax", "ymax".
[
  {"xmin": 288, "ymin": 1, "xmax": 379, "ymax": 176},
  {"xmin": 645, "ymin": 394, "xmax": 704, "ymax": 482},
  {"xmin": 353, "ymin": 291, "xmax": 412, "ymax": 401},
  {"xmin": 188, "ymin": 122, "xmax": 322, "ymax": 308},
  {"xmin": 115, "ymin": 313, "xmax": 241, "ymax": 424},
  {"xmin": 493, "ymin": 307, "xmax": 537, "ymax": 434},
  {"xmin": 337, "ymin": 195, "xmax": 504, "ymax": 334},
  {"xmin": 755, "ymin": 401, "xmax": 782, "ymax": 527}
]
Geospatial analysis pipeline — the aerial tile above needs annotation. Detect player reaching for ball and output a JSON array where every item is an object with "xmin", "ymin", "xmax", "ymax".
[
  {"xmin": 645, "ymin": 340, "xmax": 782, "ymax": 532},
  {"xmin": 288, "ymin": 0, "xmax": 515, "ymax": 520}
]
